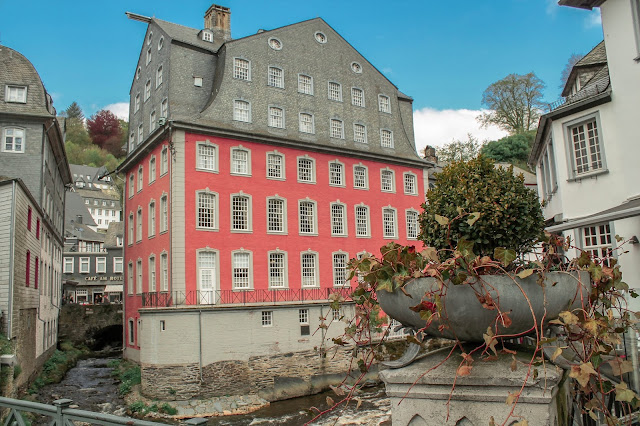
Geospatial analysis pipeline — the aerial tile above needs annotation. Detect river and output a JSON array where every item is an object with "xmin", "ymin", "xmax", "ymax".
[{"xmin": 34, "ymin": 357, "xmax": 391, "ymax": 425}]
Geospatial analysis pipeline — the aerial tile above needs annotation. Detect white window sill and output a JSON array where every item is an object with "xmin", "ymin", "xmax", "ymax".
[{"xmin": 567, "ymin": 168, "xmax": 609, "ymax": 182}]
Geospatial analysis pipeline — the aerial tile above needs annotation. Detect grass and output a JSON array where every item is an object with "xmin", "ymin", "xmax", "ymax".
[
  {"xmin": 28, "ymin": 341, "xmax": 87, "ymax": 394},
  {"xmin": 127, "ymin": 401, "xmax": 177, "ymax": 416},
  {"xmin": 110, "ymin": 360, "xmax": 141, "ymax": 396}
]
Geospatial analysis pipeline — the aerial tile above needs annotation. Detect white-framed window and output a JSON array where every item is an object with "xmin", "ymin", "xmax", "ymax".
[
  {"xmin": 233, "ymin": 58, "xmax": 251, "ymax": 81},
  {"xmin": 268, "ymin": 106, "xmax": 285, "ymax": 129},
  {"xmin": 197, "ymin": 250, "xmax": 218, "ymax": 296},
  {"xmin": 232, "ymin": 250, "xmax": 253, "ymax": 289},
  {"xmin": 114, "ymin": 257, "xmax": 124, "ymax": 274},
  {"xmin": 330, "ymin": 202, "xmax": 347, "ymax": 236},
  {"xmin": 354, "ymin": 123, "xmax": 367, "ymax": 144},
  {"xmin": 403, "ymin": 172, "xmax": 417, "ymax": 195},
  {"xmin": 353, "ymin": 164, "xmax": 369, "ymax": 189},
  {"xmin": 149, "ymin": 156, "xmax": 156, "ymax": 183},
  {"xmin": 128, "ymin": 262, "xmax": 134, "ymax": 295},
  {"xmin": 136, "ymin": 67, "xmax": 141, "ymax": 80},
  {"xmin": 149, "ymin": 110, "xmax": 157, "ymax": 133},
  {"xmin": 380, "ymin": 129, "xmax": 394, "ymax": 148},
  {"xmin": 197, "ymin": 190, "xmax": 218, "ymax": 230},
  {"xmin": 298, "ymin": 74, "xmax": 313, "ymax": 95},
  {"xmin": 161, "ymin": 98, "xmax": 168, "ymax": 118},
  {"xmin": 5, "ymin": 85, "xmax": 27, "ymax": 103},
  {"xmin": 156, "ymin": 65, "xmax": 163, "ymax": 88},
  {"xmin": 129, "ymin": 132, "xmax": 134, "ymax": 150},
  {"xmin": 268, "ymin": 66, "xmax": 284, "ymax": 88},
  {"xmin": 299, "ymin": 308, "xmax": 309, "ymax": 324},
  {"xmin": 268, "ymin": 250, "xmax": 288, "ymax": 288},
  {"xmin": 378, "ymin": 94, "xmax": 391, "ymax": 113},
  {"xmin": 138, "ymin": 124, "xmax": 143, "ymax": 145},
  {"xmin": 233, "ymin": 99, "xmax": 251, "ymax": 123},
  {"xmin": 128, "ymin": 175, "xmax": 135, "ymax": 198},
  {"xmin": 136, "ymin": 208, "xmax": 143, "ymax": 242},
  {"xmin": 161, "ymin": 146, "xmax": 168, "ymax": 175},
  {"xmin": 160, "ymin": 253, "xmax": 168, "ymax": 292},
  {"xmin": 566, "ymin": 115, "xmax": 605, "ymax": 177},
  {"xmin": 328, "ymin": 81, "xmax": 342, "ymax": 102},
  {"xmin": 148, "ymin": 256, "xmax": 156, "ymax": 292},
  {"xmin": 329, "ymin": 161, "xmax": 345, "ymax": 187},
  {"xmin": 381, "ymin": 168, "xmax": 395, "ymax": 192},
  {"xmin": 197, "ymin": 141, "xmax": 218, "ymax": 172},
  {"xmin": 146, "ymin": 46, "xmax": 152, "ymax": 65},
  {"xmin": 128, "ymin": 212, "xmax": 134, "ymax": 245},
  {"xmin": 136, "ymin": 259, "xmax": 143, "ymax": 294},
  {"xmin": 158, "ymin": 36, "xmax": 164, "ymax": 50},
  {"xmin": 262, "ymin": 311, "xmax": 273, "ymax": 327},
  {"xmin": 135, "ymin": 93, "xmax": 140, "ymax": 113},
  {"xmin": 332, "ymin": 251, "xmax": 348, "ymax": 287},
  {"xmin": 315, "ymin": 31, "xmax": 327, "ymax": 43},
  {"xmin": 351, "ymin": 61, "xmax": 362, "ymax": 73},
  {"xmin": 538, "ymin": 136, "xmax": 558, "ymax": 201},
  {"xmin": 267, "ymin": 196, "xmax": 287, "ymax": 234},
  {"xmin": 231, "ymin": 192, "xmax": 252, "ymax": 232},
  {"xmin": 160, "ymin": 194, "xmax": 168, "ymax": 233},
  {"xmin": 582, "ymin": 223, "xmax": 613, "ymax": 264},
  {"xmin": 351, "ymin": 87, "xmax": 365, "ymax": 107},
  {"xmin": 149, "ymin": 201, "xmax": 156, "ymax": 237},
  {"xmin": 330, "ymin": 119, "xmax": 344, "ymax": 139},
  {"xmin": 266, "ymin": 151, "xmax": 285, "ymax": 180},
  {"xmin": 297, "ymin": 156, "xmax": 316, "ymax": 183},
  {"xmin": 137, "ymin": 166, "xmax": 143, "ymax": 192},
  {"xmin": 79, "ymin": 257, "xmax": 90, "ymax": 274},
  {"xmin": 298, "ymin": 199, "xmax": 318, "ymax": 235},
  {"xmin": 144, "ymin": 80, "xmax": 151, "ymax": 101},
  {"xmin": 355, "ymin": 204, "xmax": 371, "ymax": 238},
  {"xmin": 268, "ymin": 37, "xmax": 282, "ymax": 50},
  {"xmin": 406, "ymin": 209, "xmax": 419, "ymax": 240},
  {"xmin": 332, "ymin": 308, "xmax": 342, "ymax": 321},
  {"xmin": 203, "ymin": 31, "xmax": 213, "ymax": 42},
  {"xmin": 2, "ymin": 128, "xmax": 25, "ymax": 153},
  {"xmin": 63, "ymin": 257, "xmax": 74, "ymax": 273},
  {"xmin": 383, "ymin": 207, "xmax": 398, "ymax": 239},
  {"xmin": 96, "ymin": 257, "xmax": 107, "ymax": 274},
  {"xmin": 230, "ymin": 146, "xmax": 251, "ymax": 175},
  {"xmin": 300, "ymin": 251, "xmax": 319, "ymax": 287},
  {"xmin": 299, "ymin": 113, "xmax": 315, "ymax": 134}
]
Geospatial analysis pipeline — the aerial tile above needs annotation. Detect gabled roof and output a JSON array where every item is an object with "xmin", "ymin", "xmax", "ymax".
[
  {"xmin": 153, "ymin": 18, "xmax": 224, "ymax": 52},
  {"xmin": 104, "ymin": 222, "xmax": 124, "ymax": 248},
  {"xmin": 65, "ymin": 191, "xmax": 97, "ymax": 227},
  {"xmin": 562, "ymin": 41, "xmax": 607, "ymax": 97}
]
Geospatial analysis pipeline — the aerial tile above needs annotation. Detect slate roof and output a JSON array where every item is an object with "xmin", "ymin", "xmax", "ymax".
[
  {"xmin": 0, "ymin": 46, "xmax": 52, "ymax": 117},
  {"xmin": 64, "ymin": 191, "xmax": 97, "ymax": 227},
  {"xmin": 154, "ymin": 18, "xmax": 224, "ymax": 52},
  {"xmin": 562, "ymin": 41, "xmax": 608, "ymax": 97},
  {"xmin": 64, "ymin": 219, "xmax": 104, "ymax": 242},
  {"xmin": 104, "ymin": 222, "xmax": 124, "ymax": 248}
]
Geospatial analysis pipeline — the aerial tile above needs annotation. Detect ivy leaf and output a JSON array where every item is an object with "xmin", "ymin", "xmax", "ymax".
[
  {"xmin": 513, "ymin": 420, "xmax": 529, "ymax": 426},
  {"xmin": 558, "ymin": 311, "xmax": 579, "ymax": 325},
  {"xmin": 457, "ymin": 238, "xmax": 475, "ymax": 260},
  {"xmin": 494, "ymin": 247, "xmax": 516, "ymax": 267},
  {"xmin": 551, "ymin": 347, "xmax": 563, "ymax": 362},
  {"xmin": 466, "ymin": 212, "xmax": 481, "ymax": 226},
  {"xmin": 434, "ymin": 214, "xmax": 449, "ymax": 226},
  {"xmin": 583, "ymin": 319, "xmax": 599, "ymax": 336},
  {"xmin": 505, "ymin": 392, "xmax": 519, "ymax": 405},
  {"xmin": 569, "ymin": 362, "xmax": 597, "ymax": 387},
  {"xmin": 615, "ymin": 382, "xmax": 637, "ymax": 403},
  {"xmin": 615, "ymin": 234, "xmax": 624, "ymax": 242},
  {"xmin": 457, "ymin": 365, "xmax": 472, "ymax": 376},
  {"xmin": 326, "ymin": 396, "xmax": 335, "ymax": 407},
  {"xmin": 578, "ymin": 251, "xmax": 591, "ymax": 267},
  {"xmin": 609, "ymin": 359, "xmax": 635, "ymax": 376},
  {"xmin": 376, "ymin": 278, "xmax": 394, "ymax": 293},
  {"xmin": 517, "ymin": 269, "xmax": 535, "ymax": 279},
  {"xmin": 422, "ymin": 246, "xmax": 439, "ymax": 262},
  {"xmin": 483, "ymin": 327, "xmax": 498, "ymax": 356}
]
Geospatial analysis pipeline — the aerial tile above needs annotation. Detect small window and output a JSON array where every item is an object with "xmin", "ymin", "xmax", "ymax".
[
  {"xmin": 355, "ymin": 204, "xmax": 371, "ymax": 238},
  {"xmin": 330, "ymin": 203, "xmax": 347, "ymax": 236},
  {"xmin": 149, "ymin": 201, "xmax": 156, "ymax": 237},
  {"xmin": 378, "ymin": 94, "xmax": 391, "ymax": 113},
  {"xmin": 299, "ymin": 309, "xmax": 309, "ymax": 324},
  {"xmin": 146, "ymin": 47, "xmax": 152, "ymax": 65},
  {"xmin": 583, "ymin": 224, "xmax": 613, "ymax": 265},
  {"xmin": 268, "ymin": 66, "xmax": 284, "ymax": 88},
  {"xmin": 330, "ymin": 119, "xmax": 344, "ymax": 139},
  {"xmin": 149, "ymin": 156, "xmax": 157, "ymax": 183},
  {"xmin": 262, "ymin": 311, "xmax": 273, "ymax": 327},
  {"xmin": 160, "ymin": 195, "xmax": 168, "ymax": 233},
  {"xmin": 63, "ymin": 257, "xmax": 74, "ymax": 273},
  {"xmin": 230, "ymin": 147, "xmax": 251, "ymax": 175},
  {"xmin": 136, "ymin": 259, "xmax": 143, "ymax": 293},
  {"xmin": 328, "ymin": 82, "xmax": 342, "ymax": 102},
  {"xmin": 128, "ymin": 174, "xmax": 135, "ymax": 198},
  {"xmin": 161, "ymin": 98, "xmax": 168, "ymax": 118},
  {"xmin": 156, "ymin": 66, "xmax": 163, "ymax": 88},
  {"xmin": 149, "ymin": 110, "xmax": 157, "ymax": 133},
  {"xmin": 136, "ymin": 67, "xmax": 141, "ymax": 80},
  {"xmin": 403, "ymin": 172, "xmax": 417, "ymax": 195},
  {"xmin": 36, "ymin": 218, "xmax": 40, "ymax": 239},
  {"xmin": 194, "ymin": 77, "xmax": 203, "ymax": 87},
  {"xmin": 147, "ymin": 31, "xmax": 153, "ymax": 45},
  {"xmin": 25, "ymin": 251, "xmax": 30, "ymax": 287},
  {"xmin": 268, "ymin": 38, "xmax": 282, "ymax": 50},
  {"xmin": 381, "ymin": 168, "xmax": 395, "ymax": 192},
  {"xmin": 353, "ymin": 164, "xmax": 369, "ymax": 189},
  {"xmin": 314, "ymin": 31, "xmax": 327, "ymax": 44},
  {"xmin": 301, "ymin": 251, "xmax": 319, "ymax": 287},
  {"xmin": 299, "ymin": 199, "xmax": 317, "ymax": 235},
  {"xmin": 354, "ymin": 123, "xmax": 367, "ymax": 144},
  {"xmin": 406, "ymin": 210, "xmax": 419, "ymax": 240},
  {"xmin": 568, "ymin": 117, "xmax": 604, "ymax": 176},
  {"xmin": 351, "ymin": 62, "xmax": 362, "ymax": 74},
  {"xmin": 268, "ymin": 251, "xmax": 287, "ymax": 288},
  {"xmin": 128, "ymin": 212, "xmax": 134, "ymax": 244},
  {"xmin": 232, "ymin": 251, "xmax": 252, "ymax": 289},
  {"xmin": 268, "ymin": 106, "xmax": 285, "ymax": 129},
  {"xmin": 158, "ymin": 36, "xmax": 164, "ymax": 50},
  {"xmin": 148, "ymin": 256, "xmax": 156, "ymax": 292},
  {"xmin": 160, "ymin": 253, "xmax": 168, "ymax": 291},
  {"xmin": 299, "ymin": 113, "xmax": 315, "ymax": 134},
  {"xmin": 233, "ymin": 58, "xmax": 250, "ymax": 81},
  {"xmin": 197, "ymin": 191, "xmax": 217, "ymax": 230},
  {"xmin": 134, "ymin": 94, "xmax": 140, "ymax": 113},
  {"xmin": 96, "ymin": 257, "xmax": 107, "ymax": 274},
  {"xmin": 79, "ymin": 257, "xmax": 90, "ymax": 274},
  {"xmin": 27, "ymin": 207, "xmax": 32, "ymax": 231},
  {"xmin": 197, "ymin": 142, "xmax": 218, "ymax": 172},
  {"xmin": 266, "ymin": 152, "xmax": 285, "ymax": 180},
  {"xmin": 161, "ymin": 146, "xmax": 169, "ymax": 175},
  {"xmin": 383, "ymin": 207, "xmax": 398, "ymax": 239},
  {"xmin": 380, "ymin": 129, "xmax": 394, "ymax": 148},
  {"xmin": 203, "ymin": 31, "xmax": 213, "ymax": 42},
  {"xmin": 137, "ymin": 166, "xmax": 144, "ymax": 192},
  {"xmin": 2, "ymin": 128, "xmax": 25, "ymax": 153},
  {"xmin": 138, "ymin": 124, "xmax": 143, "ymax": 144},
  {"xmin": 231, "ymin": 193, "xmax": 252, "ymax": 232},
  {"xmin": 297, "ymin": 156, "xmax": 315, "ymax": 183},
  {"xmin": 114, "ymin": 257, "xmax": 124, "ymax": 273},
  {"xmin": 351, "ymin": 88, "xmax": 365, "ymax": 107},
  {"xmin": 329, "ymin": 161, "xmax": 345, "ymax": 186},
  {"xmin": 267, "ymin": 197, "xmax": 287, "ymax": 234},
  {"xmin": 233, "ymin": 100, "xmax": 251, "ymax": 123},
  {"xmin": 136, "ymin": 208, "xmax": 143, "ymax": 242},
  {"xmin": 160, "ymin": 320, "xmax": 166, "ymax": 331},
  {"xmin": 128, "ymin": 263, "xmax": 134, "ymax": 295},
  {"xmin": 332, "ymin": 252, "xmax": 348, "ymax": 287},
  {"xmin": 5, "ymin": 85, "xmax": 27, "ymax": 103},
  {"xmin": 298, "ymin": 74, "xmax": 313, "ymax": 95},
  {"xmin": 144, "ymin": 80, "xmax": 151, "ymax": 101}
]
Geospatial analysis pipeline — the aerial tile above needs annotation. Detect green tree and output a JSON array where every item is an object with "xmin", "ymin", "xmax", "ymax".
[
  {"xmin": 64, "ymin": 117, "xmax": 91, "ymax": 147},
  {"xmin": 480, "ymin": 130, "xmax": 535, "ymax": 169},
  {"xmin": 478, "ymin": 72, "xmax": 546, "ymax": 134},
  {"xmin": 437, "ymin": 134, "xmax": 482, "ymax": 163},
  {"xmin": 65, "ymin": 102, "xmax": 85, "ymax": 121}
]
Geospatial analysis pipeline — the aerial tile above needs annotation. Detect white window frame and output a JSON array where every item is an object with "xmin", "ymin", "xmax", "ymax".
[
  {"xmin": 96, "ymin": 257, "xmax": 107, "ymax": 274},
  {"xmin": 136, "ymin": 207, "xmax": 143, "ymax": 242},
  {"xmin": 196, "ymin": 189, "xmax": 219, "ymax": 231},
  {"xmin": 63, "ymin": 257, "xmax": 74, "ymax": 273},
  {"xmin": 403, "ymin": 172, "xmax": 418, "ymax": 195},
  {"xmin": 380, "ymin": 129, "xmax": 394, "ymax": 148},
  {"xmin": 156, "ymin": 65, "xmax": 163, "ymax": 88},
  {"xmin": 136, "ymin": 259, "xmax": 143, "ymax": 294},
  {"xmin": 298, "ymin": 74, "xmax": 313, "ymax": 95},
  {"xmin": 144, "ymin": 80, "xmax": 151, "ymax": 101},
  {"xmin": 161, "ymin": 145, "xmax": 169, "ymax": 175},
  {"xmin": 233, "ymin": 58, "xmax": 251, "ymax": 81},
  {"xmin": 233, "ymin": 99, "xmax": 251, "ymax": 123},
  {"xmin": 79, "ymin": 257, "xmax": 90, "ymax": 274},
  {"xmin": 266, "ymin": 196, "xmax": 287, "ymax": 234},
  {"xmin": 148, "ymin": 200, "xmax": 156, "ymax": 238},
  {"xmin": 160, "ymin": 194, "xmax": 168, "ymax": 233},
  {"xmin": 299, "ymin": 308, "xmax": 309, "ymax": 324},
  {"xmin": 128, "ymin": 262, "xmax": 134, "ymax": 295},
  {"xmin": 268, "ymin": 106, "xmax": 285, "ymax": 129},
  {"xmin": 5, "ymin": 85, "xmax": 27, "ymax": 103},
  {"xmin": 581, "ymin": 223, "xmax": 614, "ymax": 264},
  {"xmin": 137, "ymin": 124, "xmax": 143, "ymax": 145},
  {"xmin": 128, "ymin": 174, "xmax": 135, "ymax": 198},
  {"xmin": 268, "ymin": 66, "xmax": 284, "ymax": 89},
  {"xmin": 231, "ymin": 249, "xmax": 253, "ymax": 290},
  {"xmin": 353, "ymin": 123, "xmax": 367, "ymax": 144},
  {"xmin": 230, "ymin": 146, "xmax": 251, "ymax": 176},
  {"xmin": 378, "ymin": 94, "xmax": 391, "ymax": 113},
  {"xmin": 113, "ymin": 257, "xmax": 124, "ymax": 274},
  {"xmin": 148, "ymin": 255, "xmax": 156, "ymax": 292},
  {"xmin": 538, "ymin": 135, "xmax": 558, "ymax": 201},
  {"xmin": 196, "ymin": 141, "xmax": 219, "ymax": 173},
  {"xmin": 299, "ymin": 112, "xmax": 315, "ymax": 134},
  {"xmin": 128, "ymin": 212, "xmax": 134, "ymax": 245},
  {"xmin": 230, "ymin": 192, "xmax": 253, "ymax": 233},
  {"xmin": 135, "ymin": 93, "xmax": 140, "ymax": 113},
  {"xmin": 298, "ymin": 198, "xmax": 318, "ymax": 236},
  {"xmin": 328, "ymin": 81, "xmax": 342, "ymax": 102},
  {"xmin": 137, "ymin": 166, "xmax": 143, "ymax": 192},
  {"xmin": 297, "ymin": 155, "xmax": 316, "ymax": 183},
  {"xmin": 382, "ymin": 206, "xmax": 398, "ymax": 239},
  {"xmin": 406, "ymin": 209, "xmax": 419, "ymax": 240},
  {"xmin": 146, "ymin": 47, "xmax": 152, "ymax": 65},
  {"xmin": 266, "ymin": 151, "xmax": 285, "ymax": 180},
  {"xmin": 351, "ymin": 87, "xmax": 365, "ymax": 107},
  {"xmin": 330, "ymin": 118, "xmax": 345, "ymax": 139},
  {"xmin": 353, "ymin": 163, "xmax": 369, "ymax": 190},
  {"xmin": 161, "ymin": 98, "xmax": 168, "ymax": 118},
  {"xmin": 380, "ymin": 168, "xmax": 396, "ymax": 193},
  {"xmin": 332, "ymin": 251, "xmax": 349, "ymax": 287},
  {"xmin": 149, "ymin": 156, "xmax": 157, "ymax": 183},
  {"xmin": 564, "ymin": 112, "xmax": 606, "ymax": 179},
  {"xmin": 149, "ymin": 110, "xmax": 157, "ymax": 133},
  {"xmin": 329, "ymin": 160, "xmax": 345, "ymax": 187},
  {"xmin": 354, "ymin": 203, "xmax": 371, "ymax": 238},
  {"xmin": 330, "ymin": 201, "xmax": 348, "ymax": 237},
  {"xmin": 2, "ymin": 127, "xmax": 25, "ymax": 153},
  {"xmin": 197, "ymin": 249, "xmax": 219, "ymax": 297},
  {"xmin": 267, "ymin": 250, "xmax": 288, "ymax": 289},
  {"xmin": 160, "ymin": 252, "xmax": 168, "ymax": 292},
  {"xmin": 262, "ymin": 311, "xmax": 273, "ymax": 327},
  {"xmin": 300, "ymin": 250, "xmax": 320, "ymax": 288}
]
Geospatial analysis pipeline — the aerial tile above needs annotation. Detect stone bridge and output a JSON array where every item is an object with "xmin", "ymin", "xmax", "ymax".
[{"xmin": 58, "ymin": 303, "xmax": 123, "ymax": 350}]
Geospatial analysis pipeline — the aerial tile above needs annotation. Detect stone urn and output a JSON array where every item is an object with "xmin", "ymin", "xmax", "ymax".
[{"xmin": 377, "ymin": 271, "xmax": 589, "ymax": 342}]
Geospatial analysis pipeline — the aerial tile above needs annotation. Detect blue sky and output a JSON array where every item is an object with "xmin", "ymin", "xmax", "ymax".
[{"xmin": 0, "ymin": 0, "xmax": 603, "ymax": 149}]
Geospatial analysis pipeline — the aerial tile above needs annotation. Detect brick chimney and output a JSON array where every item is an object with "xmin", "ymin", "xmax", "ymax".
[
  {"xmin": 422, "ymin": 145, "xmax": 438, "ymax": 164},
  {"xmin": 204, "ymin": 4, "xmax": 231, "ymax": 41}
]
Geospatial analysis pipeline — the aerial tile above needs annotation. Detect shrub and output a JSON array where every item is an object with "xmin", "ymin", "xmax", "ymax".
[{"xmin": 419, "ymin": 155, "xmax": 544, "ymax": 257}]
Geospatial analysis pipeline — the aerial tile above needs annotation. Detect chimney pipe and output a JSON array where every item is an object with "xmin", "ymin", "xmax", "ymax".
[{"xmin": 204, "ymin": 4, "xmax": 231, "ymax": 41}]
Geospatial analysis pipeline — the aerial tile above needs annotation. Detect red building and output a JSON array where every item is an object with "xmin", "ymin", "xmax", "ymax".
[{"xmin": 119, "ymin": 5, "xmax": 432, "ymax": 401}]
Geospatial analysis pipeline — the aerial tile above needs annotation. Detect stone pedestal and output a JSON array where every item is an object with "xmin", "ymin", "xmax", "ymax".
[{"xmin": 380, "ymin": 347, "xmax": 569, "ymax": 425}]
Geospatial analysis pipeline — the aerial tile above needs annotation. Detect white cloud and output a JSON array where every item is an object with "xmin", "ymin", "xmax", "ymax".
[
  {"xmin": 585, "ymin": 9, "xmax": 602, "ymax": 28},
  {"xmin": 104, "ymin": 102, "xmax": 130, "ymax": 120},
  {"xmin": 413, "ymin": 108, "xmax": 508, "ymax": 154},
  {"xmin": 546, "ymin": 0, "xmax": 559, "ymax": 16}
]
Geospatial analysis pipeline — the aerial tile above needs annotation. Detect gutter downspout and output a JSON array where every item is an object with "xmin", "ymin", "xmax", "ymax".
[
  {"xmin": 198, "ymin": 310, "xmax": 203, "ymax": 382},
  {"xmin": 7, "ymin": 182, "xmax": 16, "ymax": 340}
]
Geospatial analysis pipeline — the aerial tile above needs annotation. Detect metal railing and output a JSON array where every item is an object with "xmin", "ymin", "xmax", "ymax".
[
  {"xmin": 141, "ymin": 287, "xmax": 355, "ymax": 308},
  {"xmin": 547, "ymin": 76, "xmax": 610, "ymax": 112}
]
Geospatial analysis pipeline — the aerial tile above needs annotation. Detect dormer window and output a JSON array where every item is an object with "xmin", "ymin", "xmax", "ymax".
[
  {"xmin": 203, "ymin": 31, "xmax": 213, "ymax": 42},
  {"xmin": 5, "ymin": 85, "xmax": 27, "ymax": 103}
]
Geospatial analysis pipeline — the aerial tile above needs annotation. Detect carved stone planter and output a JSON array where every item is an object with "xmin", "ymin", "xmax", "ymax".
[{"xmin": 377, "ymin": 271, "xmax": 588, "ymax": 342}]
